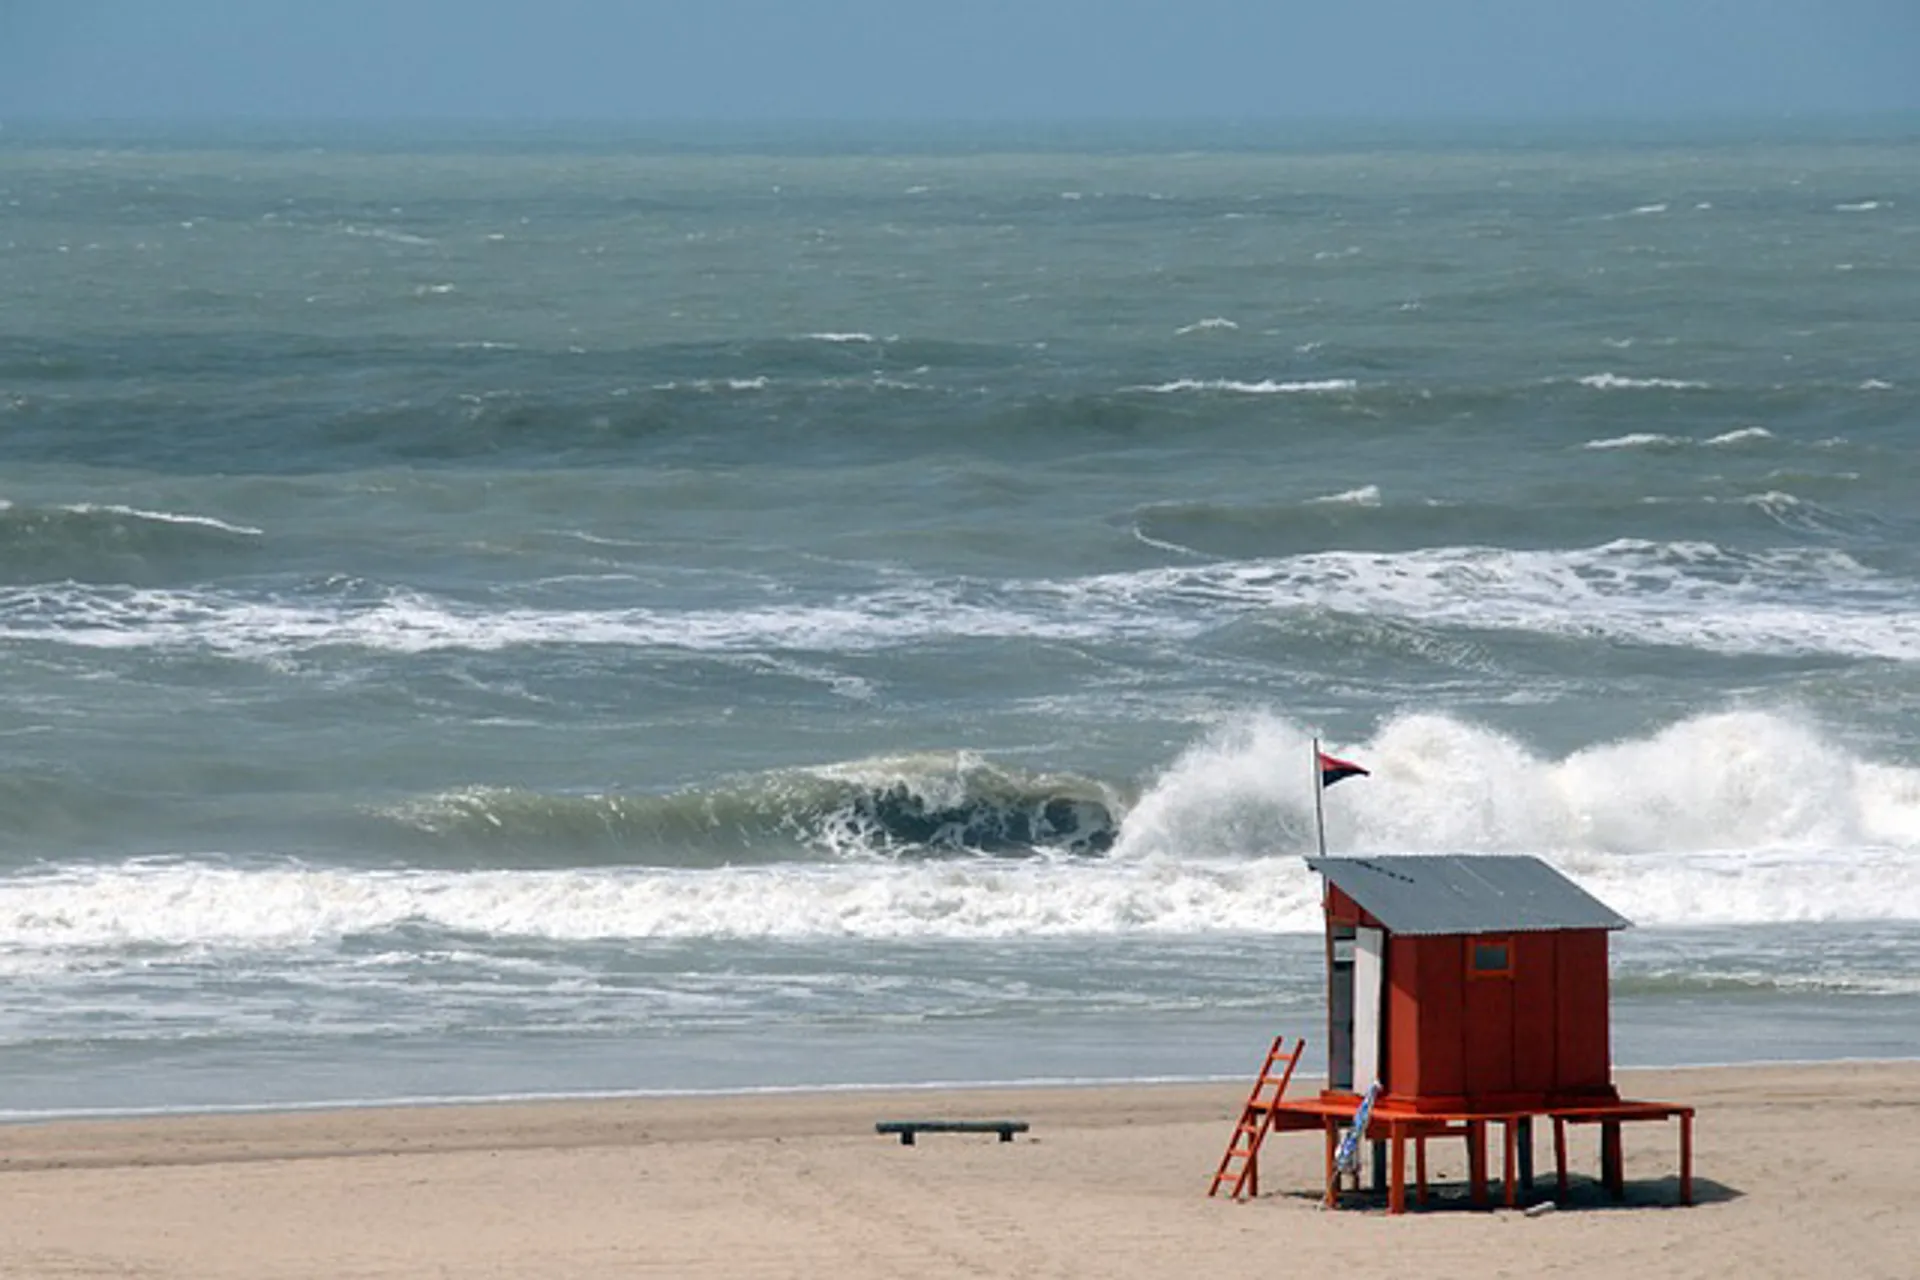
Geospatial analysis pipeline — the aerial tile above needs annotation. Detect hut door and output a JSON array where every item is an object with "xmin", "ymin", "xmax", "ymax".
[
  {"xmin": 1328, "ymin": 926, "xmax": 1353, "ymax": 1090},
  {"xmin": 1352, "ymin": 927, "xmax": 1385, "ymax": 1089}
]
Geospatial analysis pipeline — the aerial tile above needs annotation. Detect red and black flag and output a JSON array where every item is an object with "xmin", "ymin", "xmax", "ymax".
[{"xmin": 1318, "ymin": 751, "xmax": 1369, "ymax": 789}]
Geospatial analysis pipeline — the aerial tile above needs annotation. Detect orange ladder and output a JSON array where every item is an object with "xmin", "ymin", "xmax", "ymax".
[{"xmin": 1207, "ymin": 1035, "xmax": 1306, "ymax": 1200}]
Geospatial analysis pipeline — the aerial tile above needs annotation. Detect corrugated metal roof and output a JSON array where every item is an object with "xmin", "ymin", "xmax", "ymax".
[{"xmin": 1305, "ymin": 855, "xmax": 1631, "ymax": 936}]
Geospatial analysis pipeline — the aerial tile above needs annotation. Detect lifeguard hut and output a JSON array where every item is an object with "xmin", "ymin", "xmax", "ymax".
[
  {"xmin": 1214, "ymin": 854, "xmax": 1695, "ymax": 1212},
  {"xmin": 1314, "ymin": 854, "xmax": 1626, "ymax": 1113}
]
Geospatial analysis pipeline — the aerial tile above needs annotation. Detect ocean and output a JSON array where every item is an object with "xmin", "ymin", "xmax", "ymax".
[{"xmin": 2, "ymin": 119, "xmax": 1918, "ymax": 1117}]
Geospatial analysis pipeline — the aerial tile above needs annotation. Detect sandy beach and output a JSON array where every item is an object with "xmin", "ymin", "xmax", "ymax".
[{"xmin": 2, "ymin": 1062, "xmax": 1915, "ymax": 1279}]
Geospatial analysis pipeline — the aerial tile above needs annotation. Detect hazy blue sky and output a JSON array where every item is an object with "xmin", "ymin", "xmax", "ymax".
[{"xmin": 3, "ymin": 1, "xmax": 1916, "ymax": 121}]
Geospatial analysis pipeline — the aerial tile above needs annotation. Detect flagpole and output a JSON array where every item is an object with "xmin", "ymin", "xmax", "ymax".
[{"xmin": 1311, "ymin": 736, "xmax": 1328, "ymax": 858}]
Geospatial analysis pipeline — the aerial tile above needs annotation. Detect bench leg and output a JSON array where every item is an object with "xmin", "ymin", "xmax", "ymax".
[{"xmin": 1415, "ymin": 1136, "xmax": 1428, "ymax": 1208}]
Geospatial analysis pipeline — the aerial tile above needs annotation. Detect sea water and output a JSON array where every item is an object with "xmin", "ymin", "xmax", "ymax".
[{"xmin": 2, "ymin": 119, "xmax": 1918, "ymax": 1115}]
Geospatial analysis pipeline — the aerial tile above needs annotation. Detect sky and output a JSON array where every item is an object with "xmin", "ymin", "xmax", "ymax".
[{"xmin": 2, "ymin": 1, "xmax": 1916, "ymax": 122}]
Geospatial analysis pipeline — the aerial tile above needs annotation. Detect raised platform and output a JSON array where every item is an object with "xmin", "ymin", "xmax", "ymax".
[{"xmin": 1263, "ymin": 1093, "xmax": 1694, "ymax": 1214}]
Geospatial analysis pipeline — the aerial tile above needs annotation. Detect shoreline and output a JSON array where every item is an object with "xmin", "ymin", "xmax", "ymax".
[
  {"xmin": 4, "ymin": 1062, "xmax": 1918, "ymax": 1278},
  {"xmin": 6, "ymin": 1052, "xmax": 1918, "ymax": 1127}
]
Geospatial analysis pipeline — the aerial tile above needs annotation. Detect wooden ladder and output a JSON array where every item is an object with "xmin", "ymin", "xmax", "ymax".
[{"xmin": 1207, "ymin": 1035, "xmax": 1306, "ymax": 1200}]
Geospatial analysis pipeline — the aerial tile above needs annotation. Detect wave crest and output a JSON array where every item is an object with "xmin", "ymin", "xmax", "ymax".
[
  {"xmin": 6, "ymin": 712, "xmax": 1920, "ymax": 951},
  {"xmin": 0, "ymin": 502, "xmax": 261, "ymax": 584},
  {"xmin": 1116, "ymin": 708, "xmax": 1920, "ymax": 861},
  {"xmin": 380, "ymin": 753, "xmax": 1120, "ymax": 863}
]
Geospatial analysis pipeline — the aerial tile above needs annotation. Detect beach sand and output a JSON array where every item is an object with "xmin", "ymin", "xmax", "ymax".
[{"xmin": 3, "ymin": 1062, "xmax": 1916, "ymax": 1279}]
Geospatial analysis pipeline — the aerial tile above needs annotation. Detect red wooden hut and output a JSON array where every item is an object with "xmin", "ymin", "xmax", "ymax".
[
  {"xmin": 1312, "ymin": 854, "xmax": 1626, "ymax": 1113},
  {"xmin": 1240, "ymin": 855, "xmax": 1695, "ymax": 1212}
]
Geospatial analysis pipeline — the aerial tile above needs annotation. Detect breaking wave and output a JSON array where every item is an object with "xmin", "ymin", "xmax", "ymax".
[
  {"xmin": 4, "ymin": 710, "xmax": 1920, "ymax": 954},
  {"xmin": 378, "ymin": 752, "xmax": 1122, "ymax": 863}
]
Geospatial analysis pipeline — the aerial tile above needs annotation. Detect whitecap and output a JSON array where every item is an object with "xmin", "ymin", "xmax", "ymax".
[
  {"xmin": 56, "ymin": 504, "xmax": 262, "ymax": 536},
  {"xmin": 341, "ymin": 224, "xmax": 435, "ymax": 246},
  {"xmin": 1704, "ymin": 427, "xmax": 1773, "ymax": 446},
  {"xmin": 654, "ymin": 377, "xmax": 771, "ymax": 392},
  {"xmin": 1174, "ymin": 317, "xmax": 1239, "ymax": 335},
  {"xmin": 1128, "ymin": 378, "xmax": 1356, "ymax": 395},
  {"xmin": 1306, "ymin": 485, "xmax": 1381, "ymax": 506},
  {"xmin": 1582, "ymin": 433, "xmax": 1683, "ymax": 450},
  {"xmin": 1577, "ymin": 373, "xmax": 1708, "ymax": 390}
]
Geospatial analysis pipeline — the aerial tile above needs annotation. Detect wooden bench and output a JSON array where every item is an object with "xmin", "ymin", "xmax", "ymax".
[{"xmin": 875, "ymin": 1120, "xmax": 1029, "ymax": 1146}]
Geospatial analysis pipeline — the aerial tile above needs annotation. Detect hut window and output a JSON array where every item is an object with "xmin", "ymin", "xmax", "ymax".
[{"xmin": 1469, "ymin": 936, "xmax": 1514, "ymax": 978}]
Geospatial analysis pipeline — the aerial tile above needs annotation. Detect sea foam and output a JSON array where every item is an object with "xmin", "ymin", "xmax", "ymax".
[
  {"xmin": 3, "ymin": 711, "xmax": 1918, "ymax": 957},
  {"xmin": 6, "ymin": 536, "xmax": 1918, "ymax": 663}
]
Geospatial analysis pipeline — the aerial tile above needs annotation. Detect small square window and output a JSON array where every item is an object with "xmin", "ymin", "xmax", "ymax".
[{"xmin": 1469, "ymin": 937, "xmax": 1514, "ymax": 978}]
